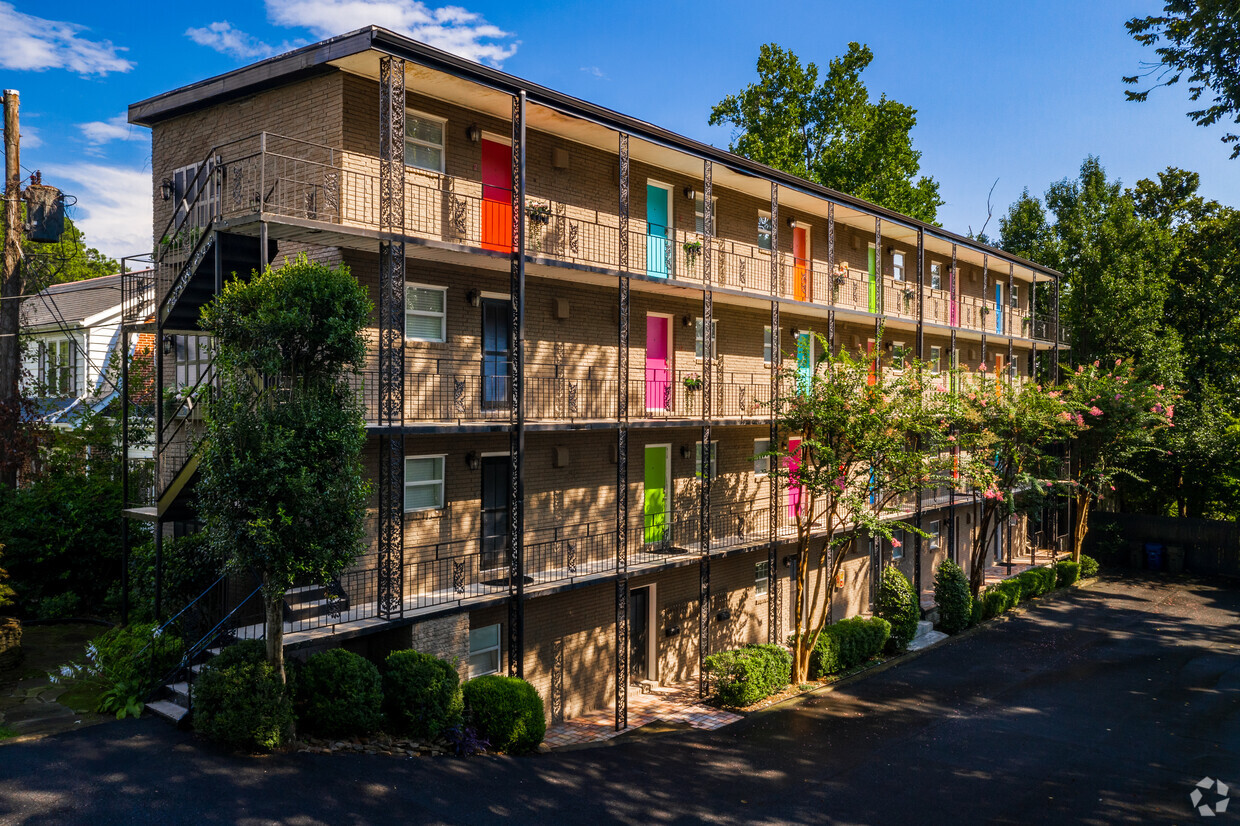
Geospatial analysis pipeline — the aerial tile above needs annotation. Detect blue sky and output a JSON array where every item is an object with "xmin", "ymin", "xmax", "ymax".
[{"xmin": 3, "ymin": 0, "xmax": 1237, "ymax": 260}]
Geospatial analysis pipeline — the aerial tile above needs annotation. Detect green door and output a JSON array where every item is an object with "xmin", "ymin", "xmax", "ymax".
[
  {"xmin": 867, "ymin": 245, "xmax": 878, "ymax": 313},
  {"xmin": 644, "ymin": 445, "xmax": 670, "ymax": 545}
]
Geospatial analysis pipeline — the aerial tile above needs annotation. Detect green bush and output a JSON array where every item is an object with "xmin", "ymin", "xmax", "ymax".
[
  {"xmin": 980, "ymin": 581, "xmax": 1023, "ymax": 620},
  {"xmin": 92, "ymin": 621, "xmax": 184, "ymax": 691},
  {"xmin": 876, "ymin": 565, "xmax": 920, "ymax": 653},
  {"xmin": 382, "ymin": 650, "xmax": 463, "ymax": 739},
  {"xmin": 193, "ymin": 658, "xmax": 293, "ymax": 752},
  {"xmin": 1016, "ymin": 567, "xmax": 1056, "ymax": 600},
  {"xmin": 1056, "ymin": 560, "xmax": 1081, "ymax": 588},
  {"xmin": 462, "ymin": 675, "xmax": 545, "ymax": 754},
  {"xmin": 804, "ymin": 616, "xmax": 892, "ymax": 678},
  {"xmin": 703, "ymin": 644, "xmax": 791, "ymax": 707},
  {"xmin": 933, "ymin": 560, "xmax": 972, "ymax": 635},
  {"xmin": 210, "ymin": 639, "xmax": 267, "ymax": 670},
  {"xmin": 969, "ymin": 596, "xmax": 984, "ymax": 628},
  {"xmin": 296, "ymin": 649, "xmax": 383, "ymax": 737},
  {"xmin": 1079, "ymin": 554, "xmax": 1100, "ymax": 579}
]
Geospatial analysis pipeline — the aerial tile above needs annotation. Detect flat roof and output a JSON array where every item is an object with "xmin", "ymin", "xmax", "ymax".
[{"xmin": 128, "ymin": 26, "xmax": 1062, "ymax": 281}]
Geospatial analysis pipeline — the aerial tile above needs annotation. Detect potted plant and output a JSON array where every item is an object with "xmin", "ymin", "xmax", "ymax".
[
  {"xmin": 683, "ymin": 240, "xmax": 703, "ymax": 269},
  {"xmin": 525, "ymin": 203, "xmax": 552, "ymax": 252},
  {"xmin": 682, "ymin": 373, "xmax": 702, "ymax": 391}
]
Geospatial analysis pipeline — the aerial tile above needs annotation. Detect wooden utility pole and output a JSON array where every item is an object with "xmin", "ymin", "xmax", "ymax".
[{"xmin": 1, "ymin": 90, "xmax": 24, "ymax": 489}]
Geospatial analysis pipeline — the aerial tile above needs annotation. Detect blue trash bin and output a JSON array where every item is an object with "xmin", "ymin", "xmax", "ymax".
[{"xmin": 1144, "ymin": 543, "xmax": 1164, "ymax": 571}]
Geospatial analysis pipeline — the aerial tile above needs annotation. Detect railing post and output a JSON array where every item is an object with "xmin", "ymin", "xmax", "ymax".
[
  {"xmin": 914, "ymin": 227, "xmax": 925, "ymax": 599},
  {"xmin": 981, "ymin": 254, "xmax": 988, "ymax": 368},
  {"xmin": 768, "ymin": 181, "xmax": 780, "ymax": 645},
  {"xmin": 1008, "ymin": 263, "xmax": 1015, "ymax": 383},
  {"xmin": 698, "ymin": 159, "xmax": 713, "ymax": 698},
  {"xmin": 874, "ymin": 216, "xmax": 882, "ymax": 375},
  {"xmin": 508, "ymin": 90, "xmax": 527, "ymax": 679},
  {"xmin": 259, "ymin": 132, "xmax": 266, "ymax": 217},
  {"xmin": 615, "ymin": 131, "xmax": 630, "ymax": 731}
]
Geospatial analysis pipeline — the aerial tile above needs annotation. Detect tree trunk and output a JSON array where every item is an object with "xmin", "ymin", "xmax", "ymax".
[
  {"xmin": 262, "ymin": 579, "xmax": 285, "ymax": 684},
  {"xmin": 969, "ymin": 504, "xmax": 996, "ymax": 597},
  {"xmin": 1072, "ymin": 493, "xmax": 1091, "ymax": 563}
]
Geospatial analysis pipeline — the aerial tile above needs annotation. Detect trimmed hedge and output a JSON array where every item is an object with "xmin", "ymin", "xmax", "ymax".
[
  {"xmin": 804, "ymin": 617, "xmax": 892, "ymax": 679},
  {"xmin": 1056, "ymin": 560, "xmax": 1081, "ymax": 588},
  {"xmin": 296, "ymin": 649, "xmax": 383, "ymax": 737},
  {"xmin": 933, "ymin": 560, "xmax": 972, "ymax": 635},
  {"xmin": 210, "ymin": 640, "xmax": 267, "ymax": 670},
  {"xmin": 193, "ymin": 657, "xmax": 293, "ymax": 752},
  {"xmin": 1016, "ymin": 567, "xmax": 1056, "ymax": 600},
  {"xmin": 462, "ymin": 675, "xmax": 545, "ymax": 754},
  {"xmin": 980, "ymin": 580, "xmax": 1023, "ymax": 620},
  {"xmin": 877, "ymin": 566, "xmax": 920, "ymax": 653},
  {"xmin": 383, "ymin": 650, "xmax": 463, "ymax": 739},
  {"xmin": 1079, "ymin": 554, "xmax": 1099, "ymax": 579},
  {"xmin": 703, "ymin": 643, "xmax": 791, "ymax": 707}
]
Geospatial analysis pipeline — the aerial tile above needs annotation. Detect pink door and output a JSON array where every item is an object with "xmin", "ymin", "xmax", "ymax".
[
  {"xmin": 481, "ymin": 139, "xmax": 511, "ymax": 253},
  {"xmin": 645, "ymin": 315, "xmax": 671, "ymax": 412},
  {"xmin": 786, "ymin": 437, "xmax": 803, "ymax": 519}
]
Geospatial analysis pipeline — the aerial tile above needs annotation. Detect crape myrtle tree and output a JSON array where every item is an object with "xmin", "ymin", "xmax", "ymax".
[
  {"xmin": 768, "ymin": 332, "xmax": 951, "ymax": 683},
  {"xmin": 197, "ymin": 255, "xmax": 371, "ymax": 682},
  {"xmin": 1062, "ymin": 359, "xmax": 1175, "ymax": 559},
  {"xmin": 954, "ymin": 367, "xmax": 1080, "ymax": 597}
]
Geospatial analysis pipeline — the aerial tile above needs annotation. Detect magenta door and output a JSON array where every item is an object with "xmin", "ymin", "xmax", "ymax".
[
  {"xmin": 645, "ymin": 315, "xmax": 671, "ymax": 412},
  {"xmin": 786, "ymin": 437, "xmax": 803, "ymax": 519}
]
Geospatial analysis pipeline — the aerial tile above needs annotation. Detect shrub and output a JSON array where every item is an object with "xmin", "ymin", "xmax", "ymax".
[
  {"xmin": 210, "ymin": 639, "xmax": 267, "ymax": 670},
  {"xmin": 804, "ymin": 616, "xmax": 891, "ymax": 679},
  {"xmin": 1056, "ymin": 560, "xmax": 1081, "ymax": 588},
  {"xmin": 296, "ymin": 649, "xmax": 383, "ymax": 737},
  {"xmin": 933, "ymin": 560, "xmax": 972, "ymax": 635},
  {"xmin": 969, "ymin": 596, "xmax": 984, "ymax": 628},
  {"xmin": 1079, "ymin": 554, "xmax": 1100, "ymax": 579},
  {"xmin": 462, "ymin": 675, "xmax": 546, "ymax": 754},
  {"xmin": 876, "ymin": 565, "xmax": 919, "ymax": 653},
  {"xmin": 383, "ymin": 650, "xmax": 463, "ymax": 739},
  {"xmin": 1016, "ymin": 567, "xmax": 1056, "ymax": 600},
  {"xmin": 980, "ymin": 580, "xmax": 1023, "ymax": 620},
  {"xmin": 193, "ymin": 658, "xmax": 293, "ymax": 752},
  {"xmin": 703, "ymin": 644, "xmax": 791, "ymax": 707}
]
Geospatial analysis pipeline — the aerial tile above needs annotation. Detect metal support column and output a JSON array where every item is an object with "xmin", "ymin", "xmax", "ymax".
[
  {"xmin": 614, "ymin": 132, "xmax": 630, "ymax": 731},
  {"xmin": 119, "ymin": 260, "xmax": 130, "ymax": 627},
  {"xmin": 874, "ymin": 217, "xmax": 883, "ymax": 351},
  {"xmin": 1007, "ymin": 263, "xmax": 1014, "ymax": 382},
  {"xmin": 914, "ymin": 228, "xmax": 925, "ymax": 598},
  {"xmin": 698, "ymin": 160, "xmax": 714, "ymax": 698},
  {"xmin": 980, "ymin": 254, "xmax": 988, "ymax": 367},
  {"xmin": 949, "ymin": 243, "xmax": 958, "ymax": 567},
  {"xmin": 508, "ymin": 91, "xmax": 527, "ymax": 678},
  {"xmin": 827, "ymin": 202, "xmax": 836, "ymax": 352},
  {"xmin": 767, "ymin": 182, "xmax": 781, "ymax": 644},
  {"xmin": 376, "ymin": 55, "xmax": 407, "ymax": 620}
]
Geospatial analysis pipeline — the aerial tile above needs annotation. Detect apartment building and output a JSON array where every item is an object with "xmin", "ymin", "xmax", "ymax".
[{"xmin": 122, "ymin": 28, "xmax": 1067, "ymax": 728}]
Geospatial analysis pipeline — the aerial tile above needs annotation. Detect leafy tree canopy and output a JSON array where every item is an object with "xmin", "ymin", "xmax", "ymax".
[
  {"xmin": 20, "ymin": 215, "xmax": 118, "ymax": 288},
  {"xmin": 710, "ymin": 43, "xmax": 943, "ymax": 223}
]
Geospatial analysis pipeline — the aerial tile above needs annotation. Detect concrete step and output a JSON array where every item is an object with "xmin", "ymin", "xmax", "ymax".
[
  {"xmin": 146, "ymin": 700, "xmax": 189, "ymax": 725},
  {"xmin": 908, "ymin": 620, "xmax": 949, "ymax": 652},
  {"xmin": 284, "ymin": 584, "xmax": 327, "ymax": 607},
  {"xmin": 166, "ymin": 681, "xmax": 190, "ymax": 708}
]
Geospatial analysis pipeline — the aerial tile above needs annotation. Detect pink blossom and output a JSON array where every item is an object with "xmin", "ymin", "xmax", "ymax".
[
  {"xmin": 1059, "ymin": 411, "xmax": 1072, "ymax": 422},
  {"xmin": 891, "ymin": 538, "xmax": 902, "ymax": 549},
  {"xmin": 1110, "ymin": 485, "xmax": 1115, "ymax": 491},
  {"xmin": 978, "ymin": 363, "xmax": 988, "ymax": 372},
  {"xmin": 947, "ymin": 435, "xmax": 956, "ymax": 442},
  {"xmin": 1115, "ymin": 394, "xmax": 1122, "ymax": 400},
  {"xmin": 1093, "ymin": 360, "xmax": 1100, "ymax": 367},
  {"xmin": 1074, "ymin": 413, "xmax": 1085, "ymax": 426},
  {"xmin": 1115, "ymin": 358, "xmax": 1122, "ymax": 366},
  {"xmin": 1089, "ymin": 406, "xmax": 1102, "ymax": 416}
]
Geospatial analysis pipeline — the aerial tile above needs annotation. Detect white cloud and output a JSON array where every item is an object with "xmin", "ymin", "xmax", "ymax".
[
  {"xmin": 43, "ymin": 164, "xmax": 151, "ymax": 260},
  {"xmin": 78, "ymin": 114, "xmax": 141, "ymax": 148},
  {"xmin": 0, "ymin": 3, "xmax": 132, "ymax": 76},
  {"xmin": 580, "ymin": 66, "xmax": 607, "ymax": 80},
  {"xmin": 185, "ymin": 21, "xmax": 285, "ymax": 59},
  {"xmin": 265, "ymin": 0, "xmax": 518, "ymax": 66}
]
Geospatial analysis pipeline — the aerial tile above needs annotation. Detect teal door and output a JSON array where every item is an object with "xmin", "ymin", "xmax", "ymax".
[
  {"xmin": 647, "ymin": 185, "xmax": 669, "ymax": 278},
  {"xmin": 995, "ymin": 282, "xmax": 1003, "ymax": 334}
]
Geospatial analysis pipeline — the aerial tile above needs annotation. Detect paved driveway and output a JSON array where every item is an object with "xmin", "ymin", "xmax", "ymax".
[{"xmin": 2, "ymin": 574, "xmax": 1237, "ymax": 825}]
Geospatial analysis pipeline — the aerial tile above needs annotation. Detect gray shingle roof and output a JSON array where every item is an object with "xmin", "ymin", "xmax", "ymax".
[{"xmin": 22, "ymin": 273, "xmax": 136, "ymax": 328}]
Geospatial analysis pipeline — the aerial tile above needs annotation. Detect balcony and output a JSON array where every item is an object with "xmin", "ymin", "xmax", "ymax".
[{"xmin": 197, "ymin": 133, "xmax": 1062, "ymax": 345}]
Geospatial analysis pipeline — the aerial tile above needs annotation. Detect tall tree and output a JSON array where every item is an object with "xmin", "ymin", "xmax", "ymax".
[
  {"xmin": 1125, "ymin": 1, "xmax": 1240, "ymax": 159},
  {"xmin": 197, "ymin": 255, "xmax": 371, "ymax": 682},
  {"xmin": 24, "ymin": 215, "xmax": 119, "ymax": 287},
  {"xmin": 710, "ymin": 43, "xmax": 943, "ymax": 223}
]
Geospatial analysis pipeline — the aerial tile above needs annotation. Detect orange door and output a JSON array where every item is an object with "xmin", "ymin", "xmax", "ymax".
[
  {"xmin": 866, "ymin": 339, "xmax": 877, "ymax": 386},
  {"xmin": 481, "ymin": 139, "xmax": 511, "ymax": 253},
  {"xmin": 793, "ymin": 227, "xmax": 809, "ymax": 301}
]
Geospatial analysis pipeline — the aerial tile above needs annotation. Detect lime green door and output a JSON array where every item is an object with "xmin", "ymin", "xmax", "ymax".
[
  {"xmin": 644, "ymin": 445, "xmax": 670, "ymax": 544},
  {"xmin": 867, "ymin": 244, "xmax": 878, "ymax": 313}
]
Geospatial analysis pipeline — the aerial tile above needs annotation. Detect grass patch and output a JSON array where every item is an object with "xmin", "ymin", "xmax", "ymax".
[{"xmin": 0, "ymin": 725, "xmax": 17, "ymax": 740}]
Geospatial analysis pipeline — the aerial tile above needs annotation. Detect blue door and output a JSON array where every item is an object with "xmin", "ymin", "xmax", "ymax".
[{"xmin": 647, "ymin": 185, "xmax": 669, "ymax": 279}]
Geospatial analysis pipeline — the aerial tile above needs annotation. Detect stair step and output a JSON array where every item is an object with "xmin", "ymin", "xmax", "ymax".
[
  {"xmin": 147, "ymin": 700, "xmax": 189, "ymax": 724},
  {"xmin": 167, "ymin": 681, "xmax": 190, "ymax": 705}
]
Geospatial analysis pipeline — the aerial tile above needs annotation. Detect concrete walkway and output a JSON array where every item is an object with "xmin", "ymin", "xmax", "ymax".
[{"xmin": 544, "ymin": 679, "xmax": 742, "ymax": 749}]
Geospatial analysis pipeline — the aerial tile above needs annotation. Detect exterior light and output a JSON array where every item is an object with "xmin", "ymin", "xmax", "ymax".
[
  {"xmin": 160, "ymin": 179, "xmax": 174, "ymax": 201},
  {"xmin": 466, "ymin": 451, "xmax": 481, "ymax": 471},
  {"xmin": 466, "ymin": 124, "xmax": 481, "ymax": 143},
  {"xmin": 466, "ymin": 289, "xmax": 481, "ymax": 307}
]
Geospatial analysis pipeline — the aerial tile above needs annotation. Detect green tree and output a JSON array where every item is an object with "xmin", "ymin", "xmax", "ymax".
[
  {"xmin": 1125, "ymin": 1, "xmax": 1240, "ymax": 159},
  {"xmin": 770, "ymin": 334, "xmax": 950, "ymax": 682},
  {"xmin": 197, "ymin": 255, "xmax": 371, "ymax": 682},
  {"xmin": 0, "ymin": 544, "xmax": 15, "ymax": 610},
  {"xmin": 23, "ymin": 215, "xmax": 119, "ymax": 287},
  {"xmin": 710, "ymin": 43, "xmax": 943, "ymax": 223}
]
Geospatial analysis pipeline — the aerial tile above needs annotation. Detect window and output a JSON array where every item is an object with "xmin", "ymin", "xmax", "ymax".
[
  {"xmin": 468, "ymin": 624, "xmax": 501, "ymax": 677},
  {"xmin": 755, "ymin": 561, "xmax": 770, "ymax": 599},
  {"xmin": 930, "ymin": 262, "xmax": 942, "ymax": 291},
  {"xmin": 404, "ymin": 455, "xmax": 445, "ymax": 511},
  {"xmin": 175, "ymin": 335, "xmax": 213, "ymax": 387},
  {"xmin": 891, "ymin": 529, "xmax": 905, "ymax": 560},
  {"xmin": 892, "ymin": 251, "xmax": 906, "ymax": 282},
  {"xmin": 1010, "ymin": 284, "xmax": 1019, "ymax": 308},
  {"xmin": 405, "ymin": 111, "xmax": 446, "ymax": 173},
  {"xmin": 928, "ymin": 520, "xmax": 941, "ymax": 550},
  {"xmin": 40, "ymin": 338, "xmax": 75, "ymax": 396},
  {"xmin": 406, "ymin": 284, "xmax": 447, "ymax": 342},
  {"xmin": 754, "ymin": 438, "xmax": 771, "ymax": 477},
  {"xmin": 694, "ymin": 317, "xmax": 717, "ymax": 361},
  {"xmin": 763, "ymin": 325, "xmax": 773, "ymax": 366},
  {"xmin": 892, "ymin": 341, "xmax": 908, "ymax": 371},
  {"xmin": 695, "ymin": 441, "xmax": 718, "ymax": 480},
  {"xmin": 757, "ymin": 211, "xmax": 773, "ymax": 251},
  {"xmin": 694, "ymin": 195, "xmax": 717, "ymax": 235},
  {"xmin": 929, "ymin": 346, "xmax": 942, "ymax": 374},
  {"xmin": 171, "ymin": 160, "xmax": 217, "ymax": 228}
]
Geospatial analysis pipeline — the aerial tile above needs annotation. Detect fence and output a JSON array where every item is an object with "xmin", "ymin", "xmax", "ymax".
[{"xmin": 1089, "ymin": 512, "xmax": 1240, "ymax": 577}]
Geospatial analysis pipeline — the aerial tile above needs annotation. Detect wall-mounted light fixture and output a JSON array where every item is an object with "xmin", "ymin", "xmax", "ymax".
[
  {"xmin": 786, "ymin": 216, "xmax": 797, "ymax": 229},
  {"xmin": 682, "ymin": 314, "xmax": 693, "ymax": 327},
  {"xmin": 680, "ymin": 445, "xmax": 692, "ymax": 460},
  {"xmin": 789, "ymin": 327, "xmax": 800, "ymax": 339},
  {"xmin": 159, "ymin": 179, "xmax": 174, "ymax": 202},
  {"xmin": 885, "ymin": 341, "xmax": 893, "ymax": 352},
  {"xmin": 466, "ymin": 451, "xmax": 481, "ymax": 471},
  {"xmin": 161, "ymin": 335, "xmax": 175, "ymax": 355},
  {"xmin": 782, "ymin": 554, "xmax": 797, "ymax": 568},
  {"xmin": 466, "ymin": 124, "xmax": 481, "ymax": 143},
  {"xmin": 466, "ymin": 289, "xmax": 481, "ymax": 307},
  {"xmin": 683, "ymin": 187, "xmax": 696, "ymax": 201},
  {"xmin": 715, "ymin": 608, "xmax": 732, "ymax": 622},
  {"xmin": 665, "ymin": 625, "xmax": 682, "ymax": 637}
]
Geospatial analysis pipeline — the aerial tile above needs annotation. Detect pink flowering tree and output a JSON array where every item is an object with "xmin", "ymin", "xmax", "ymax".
[
  {"xmin": 768, "ymin": 333, "xmax": 953, "ymax": 682},
  {"xmin": 1062, "ymin": 358, "xmax": 1175, "ymax": 561},
  {"xmin": 954, "ymin": 366, "xmax": 1081, "ymax": 596}
]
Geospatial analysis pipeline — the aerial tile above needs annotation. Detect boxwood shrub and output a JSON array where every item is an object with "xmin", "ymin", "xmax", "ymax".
[
  {"xmin": 296, "ymin": 649, "xmax": 383, "ymax": 737},
  {"xmin": 877, "ymin": 565, "xmax": 920, "ymax": 653},
  {"xmin": 933, "ymin": 560, "xmax": 972, "ymax": 635},
  {"xmin": 803, "ymin": 616, "xmax": 892, "ymax": 679},
  {"xmin": 1080, "ymin": 554, "xmax": 1100, "ymax": 579},
  {"xmin": 382, "ymin": 650, "xmax": 463, "ymax": 739},
  {"xmin": 1056, "ymin": 560, "xmax": 1081, "ymax": 588},
  {"xmin": 703, "ymin": 643, "xmax": 791, "ymax": 707},
  {"xmin": 462, "ymin": 675, "xmax": 545, "ymax": 754},
  {"xmin": 1016, "ymin": 567, "xmax": 1056, "ymax": 600},
  {"xmin": 192, "ymin": 656, "xmax": 293, "ymax": 752},
  {"xmin": 980, "ymin": 580, "xmax": 1023, "ymax": 620}
]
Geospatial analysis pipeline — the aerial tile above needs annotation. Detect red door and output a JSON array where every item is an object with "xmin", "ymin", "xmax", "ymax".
[
  {"xmin": 645, "ymin": 315, "xmax": 671, "ymax": 412},
  {"xmin": 793, "ymin": 227, "xmax": 810, "ymax": 302},
  {"xmin": 786, "ymin": 437, "xmax": 803, "ymax": 519},
  {"xmin": 481, "ymin": 139, "xmax": 511, "ymax": 253}
]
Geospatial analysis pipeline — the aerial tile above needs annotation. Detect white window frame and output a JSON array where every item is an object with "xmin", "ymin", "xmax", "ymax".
[
  {"xmin": 171, "ymin": 160, "xmax": 217, "ymax": 229},
  {"xmin": 892, "ymin": 251, "xmax": 906, "ymax": 282},
  {"xmin": 40, "ymin": 337, "xmax": 76, "ymax": 396},
  {"xmin": 694, "ymin": 317, "xmax": 718, "ymax": 361},
  {"xmin": 929, "ymin": 345, "xmax": 942, "ymax": 375},
  {"xmin": 892, "ymin": 340, "xmax": 908, "ymax": 372},
  {"xmin": 754, "ymin": 438, "xmax": 771, "ymax": 477},
  {"xmin": 755, "ymin": 561, "xmax": 770, "ymax": 600},
  {"xmin": 694, "ymin": 194, "xmax": 718, "ymax": 236},
  {"xmin": 404, "ymin": 454, "xmax": 446, "ymax": 512},
  {"xmin": 468, "ymin": 623, "xmax": 501, "ymax": 678},
  {"xmin": 930, "ymin": 261, "xmax": 943, "ymax": 291},
  {"xmin": 175, "ymin": 334, "xmax": 213, "ymax": 388},
  {"xmin": 928, "ymin": 520, "xmax": 941, "ymax": 551},
  {"xmin": 405, "ymin": 283, "xmax": 447, "ymax": 343},
  {"xmin": 757, "ymin": 210, "xmax": 773, "ymax": 252},
  {"xmin": 404, "ymin": 109, "xmax": 446, "ymax": 174},
  {"xmin": 695, "ymin": 440, "xmax": 719, "ymax": 480},
  {"xmin": 891, "ymin": 529, "xmax": 905, "ymax": 560},
  {"xmin": 763, "ymin": 325, "xmax": 773, "ymax": 366}
]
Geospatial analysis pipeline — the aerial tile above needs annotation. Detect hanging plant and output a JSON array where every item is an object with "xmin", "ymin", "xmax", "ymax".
[
  {"xmin": 682, "ymin": 373, "xmax": 703, "ymax": 391},
  {"xmin": 525, "ymin": 203, "xmax": 552, "ymax": 226},
  {"xmin": 683, "ymin": 240, "xmax": 703, "ymax": 268}
]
